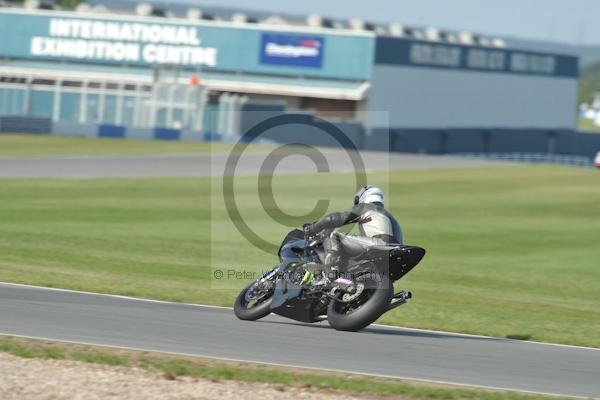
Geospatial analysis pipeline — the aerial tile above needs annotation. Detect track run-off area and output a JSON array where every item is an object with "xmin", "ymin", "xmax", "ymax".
[
  {"xmin": 0, "ymin": 151, "xmax": 505, "ymax": 178},
  {"xmin": 1, "ymin": 145, "xmax": 598, "ymax": 398},
  {"xmin": 1, "ymin": 283, "xmax": 599, "ymax": 398}
]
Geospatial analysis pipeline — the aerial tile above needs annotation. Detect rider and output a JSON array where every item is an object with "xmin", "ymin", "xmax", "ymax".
[{"xmin": 304, "ymin": 185, "xmax": 403, "ymax": 276}]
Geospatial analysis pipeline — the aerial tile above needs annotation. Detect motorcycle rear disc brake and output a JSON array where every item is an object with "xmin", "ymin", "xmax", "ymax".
[{"xmin": 341, "ymin": 282, "xmax": 364, "ymax": 303}]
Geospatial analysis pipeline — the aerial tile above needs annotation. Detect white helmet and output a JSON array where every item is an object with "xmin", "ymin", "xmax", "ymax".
[{"xmin": 354, "ymin": 185, "xmax": 385, "ymax": 206}]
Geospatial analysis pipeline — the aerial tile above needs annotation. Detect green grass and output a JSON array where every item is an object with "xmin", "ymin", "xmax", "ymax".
[
  {"xmin": 0, "ymin": 133, "xmax": 242, "ymax": 156},
  {"xmin": 578, "ymin": 117, "xmax": 600, "ymax": 133},
  {"xmin": 70, "ymin": 352, "xmax": 128, "ymax": 366},
  {"xmin": 0, "ymin": 337, "xmax": 571, "ymax": 400},
  {"xmin": 0, "ymin": 340, "xmax": 65, "ymax": 359},
  {"xmin": 0, "ymin": 165, "xmax": 599, "ymax": 347}
]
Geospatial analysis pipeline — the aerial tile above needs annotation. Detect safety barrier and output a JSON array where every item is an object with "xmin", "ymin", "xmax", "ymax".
[
  {"xmin": 98, "ymin": 124, "xmax": 126, "ymax": 138},
  {"xmin": 2, "ymin": 115, "xmax": 600, "ymax": 168},
  {"xmin": 366, "ymin": 128, "xmax": 600, "ymax": 161},
  {"xmin": 0, "ymin": 116, "xmax": 52, "ymax": 134},
  {"xmin": 458, "ymin": 153, "xmax": 593, "ymax": 168}
]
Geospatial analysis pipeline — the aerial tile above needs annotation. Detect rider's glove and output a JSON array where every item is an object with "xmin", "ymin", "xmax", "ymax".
[{"xmin": 303, "ymin": 223, "xmax": 313, "ymax": 240}]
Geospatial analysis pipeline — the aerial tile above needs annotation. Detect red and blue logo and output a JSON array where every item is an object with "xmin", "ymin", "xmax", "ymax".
[{"xmin": 260, "ymin": 33, "xmax": 324, "ymax": 68}]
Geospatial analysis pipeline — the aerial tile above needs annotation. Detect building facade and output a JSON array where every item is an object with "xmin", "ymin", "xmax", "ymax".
[{"xmin": 0, "ymin": 7, "xmax": 579, "ymax": 137}]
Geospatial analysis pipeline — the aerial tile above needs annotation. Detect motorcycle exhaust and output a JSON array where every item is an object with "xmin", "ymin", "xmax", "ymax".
[{"xmin": 388, "ymin": 290, "xmax": 412, "ymax": 311}]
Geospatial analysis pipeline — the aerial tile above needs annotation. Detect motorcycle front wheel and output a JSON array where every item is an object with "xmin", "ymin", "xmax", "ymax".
[
  {"xmin": 233, "ymin": 268, "xmax": 277, "ymax": 321},
  {"xmin": 327, "ymin": 273, "xmax": 392, "ymax": 332}
]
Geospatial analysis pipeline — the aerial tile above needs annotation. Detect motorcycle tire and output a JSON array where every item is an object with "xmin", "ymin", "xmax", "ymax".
[
  {"xmin": 327, "ymin": 273, "xmax": 393, "ymax": 332},
  {"xmin": 233, "ymin": 280, "xmax": 274, "ymax": 321}
]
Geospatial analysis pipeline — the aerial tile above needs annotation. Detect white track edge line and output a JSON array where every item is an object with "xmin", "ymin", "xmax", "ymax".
[
  {"xmin": 0, "ymin": 332, "xmax": 587, "ymax": 399},
  {"xmin": 0, "ymin": 281, "xmax": 231, "ymax": 310},
  {"xmin": 1, "ymin": 281, "xmax": 599, "ymax": 352}
]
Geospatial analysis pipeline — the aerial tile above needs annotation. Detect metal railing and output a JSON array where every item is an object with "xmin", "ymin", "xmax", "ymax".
[{"xmin": 457, "ymin": 152, "xmax": 594, "ymax": 168}]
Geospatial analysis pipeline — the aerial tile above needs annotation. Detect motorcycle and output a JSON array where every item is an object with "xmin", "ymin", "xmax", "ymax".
[{"xmin": 233, "ymin": 228, "xmax": 426, "ymax": 331}]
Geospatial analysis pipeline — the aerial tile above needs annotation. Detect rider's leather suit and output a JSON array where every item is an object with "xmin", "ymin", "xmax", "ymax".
[{"xmin": 308, "ymin": 202, "xmax": 403, "ymax": 270}]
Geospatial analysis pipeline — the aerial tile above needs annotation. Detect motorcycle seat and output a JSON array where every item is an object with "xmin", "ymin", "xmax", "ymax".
[
  {"xmin": 369, "ymin": 244, "xmax": 403, "ymax": 252},
  {"xmin": 350, "ymin": 244, "xmax": 401, "ymax": 260}
]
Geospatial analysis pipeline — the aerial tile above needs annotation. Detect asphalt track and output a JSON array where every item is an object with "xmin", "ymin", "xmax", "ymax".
[
  {"xmin": 1, "ymin": 283, "xmax": 599, "ymax": 398},
  {"xmin": 2, "ymin": 151, "xmax": 594, "ymax": 398},
  {"xmin": 0, "ymin": 151, "xmax": 503, "ymax": 178}
]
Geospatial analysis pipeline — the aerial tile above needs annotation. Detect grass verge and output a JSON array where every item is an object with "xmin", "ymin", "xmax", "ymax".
[
  {"xmin": 578, "ymin": 117, "xmax": 600, "ymax": 133},
  {"xmin": 0, "ymin": 165, "xmax": 599, "ymax": 347},
  {"xmin": 0, "ymin": 133, "xmax": 243, "ymax": 156},
  {"xmin": 0, "ymin": 336, "xmax": 571, "ymax": 400}
]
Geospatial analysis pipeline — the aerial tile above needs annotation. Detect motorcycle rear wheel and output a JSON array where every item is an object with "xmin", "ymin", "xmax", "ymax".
[{"xmin": 327, "ymin": 273, "xmax": 392, "ymax": 332}]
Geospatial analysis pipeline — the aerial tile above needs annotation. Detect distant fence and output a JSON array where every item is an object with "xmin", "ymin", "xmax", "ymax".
[
  {"xmin": 1, "ymin": 115, "xmax": 600, "ymax": 167},
  {"xmin": 0, "ymin": 116, "xmax": 51, "ymax": 134},
  {"xmin": 458, "ymin": 153, "xmax": 593, "ymax": 168},
  {"xmin": 238, "ymin": 108, "xmax": 364, "ymax": 150},
  {"xmin": 0, "ymin": 117, "xmax": 212, "ymax": 142},
  {"xmin": 365, "ymin": 128, "xmax": 600, "ymax": 160}
]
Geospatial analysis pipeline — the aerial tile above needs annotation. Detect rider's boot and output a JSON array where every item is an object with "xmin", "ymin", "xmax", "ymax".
[
  {"xmin": 301, "ymin": 259, "xmax": 339, "ymax": 288},
  {"xmin": 305, "ymin": 252, "xmax": 355, "ymax": 294},
  {"xmin": 324, "ymin": 250, "xmax": 358, "ymax": 294},
  {"xmin": 302, "ymin": 245, "xmax": 340, "ymax": 276},
  {"xmin": 301, "ymin": 262, "xmax": 328, "ymax": 288},
  {"xmin": 302, "ymin": 248, "xmax": 345, "ymax": 289}
]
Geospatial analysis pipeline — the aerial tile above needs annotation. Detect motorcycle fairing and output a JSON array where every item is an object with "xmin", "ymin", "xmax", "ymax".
[
  {"xmin": 345, "ymin": 245, "xmax": 426, "ymax": 280},
  {"xmin": 270, "ymin": 271, "xmax": 320, "ymax": 323}
]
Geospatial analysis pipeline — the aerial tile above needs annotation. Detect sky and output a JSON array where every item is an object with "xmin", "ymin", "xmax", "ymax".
[{"xmin": 170, "ymin": 0, "xmax": 600, "ymax": 46}]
